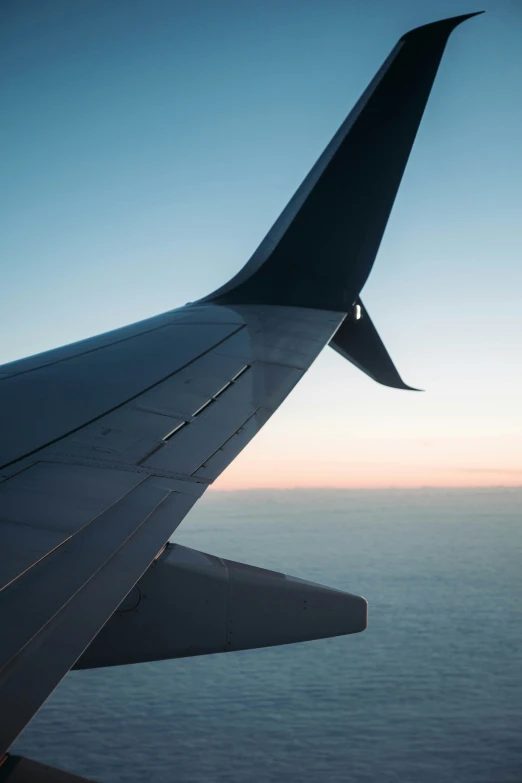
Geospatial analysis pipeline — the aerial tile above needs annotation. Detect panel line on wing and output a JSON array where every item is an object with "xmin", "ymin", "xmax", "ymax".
[
  {"xmin": 230, "ymin": 364, "xmax": 250, "ymax": 382},
  {"xmin": 211, "ymin": 380, "xmax": 233, "ymax": 399},
  {"xmin": 135, "ymin": 364, "xmax": 253, "ymax": 467},
  {"xmin": 0, "ymin": 479, "xmax": 171, "ymax": 675},
  {"xmin": 0, "ymin": 325, "xmax": 247, "ymax": 473},
  {"xmin": 191, "ymin": 365, "xmax": 252, "ymax": 419},
  {"xmin": 29, "ymin": 454, "xmax": 212, "ymax": 485},
  {"xmin": 0, "ymin": 470, "xmax": 150, "ymax": 593},
  {"xmin": 191, "ymin": 408, "xmax": 262, "ymax": 476},
  {"xmin": 191, "ymin": 399, "xmax": 214, "ymax": 417},
  {"xmin": 0, "ymin": 313, "xmax": 246, "ymax": 381},
  {"xmin": 162, "ymin": 422, "xmax": 188, "ymax": 442}
]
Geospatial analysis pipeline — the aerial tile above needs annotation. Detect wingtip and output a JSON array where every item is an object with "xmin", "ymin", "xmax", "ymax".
[
  {"xmin": 442, "ymin": 10, "xmax": 485, "ymax": 23},
  {"xmin": 384, "ymin": 380, "xmax": 423, "ymax": 392},
  {"xmin": 401, "ymin": 11, "xmax": 484, "ymax": 43}
]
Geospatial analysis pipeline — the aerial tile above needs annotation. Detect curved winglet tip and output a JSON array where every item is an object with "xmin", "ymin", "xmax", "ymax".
[
  {"xmin": 388, "ymin": 380, "xmax": 423, "ymax": 392},
  {"xmin": 401, "ymin": 11, "xmax": 484, "ymax": 43}
]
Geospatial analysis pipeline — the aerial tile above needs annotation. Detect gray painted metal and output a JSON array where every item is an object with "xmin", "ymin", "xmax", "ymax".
[
  {"xmin": 193, "ymin": 410, "xmax": 269, "ymax": 481},
  {"xmin": 0, "ymin": 320, "xmax": 242, "ymax": 468},
  {"xmin": 0, "ymin": 304, "xmax": 343, "ymax": 755},
  {"xmin": 76, "ymin": 544, "xmax": 367, "ymax": 668},
  {"xmin": 0, "ymin": 486, "xmax": 201, "ymax": 754},
  {"xmin": 142, "ymin": 370, "xmax": 259, "ymax": 473},
  {"xmin": 0, "ymin": 305, "xmax": 244, "ymax": 379},
  {"xmin": 0, "ymin": 464, "xmax": 144, "ymax": 590}
]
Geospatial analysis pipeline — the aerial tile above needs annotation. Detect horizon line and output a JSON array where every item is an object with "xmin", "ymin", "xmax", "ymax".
[{"xmin": 210, "ymin": 483, "xmax": 522, "ymax": 492}]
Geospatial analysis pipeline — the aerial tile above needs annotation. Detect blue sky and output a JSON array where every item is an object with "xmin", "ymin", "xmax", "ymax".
[{"xmin": 2, "ymin": 0, "xmax": 521, "ymax": 487}]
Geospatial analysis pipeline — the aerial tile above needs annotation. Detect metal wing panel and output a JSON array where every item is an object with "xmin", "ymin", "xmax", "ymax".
[
  {"xmin": 54, "ymin": 407, "xmax": 186, "ymax": 465},
  {"xmin": 192, "ymin": 411, "xmax": 268, "ymax": 481},
  {"xmin": 0, "ymin": 484, "xmax": 201, "ymax": 754},
  {"xmin": 141, "ymin": 368, "xmax": 258, "ymax": 474},
  {"xmin": 22, "ymin": 305, "xmax": 342, "ymax": 477},
  {"xmin": 130, "ymin": 351, "xmax": 248, "ymax": 421},
  {"xmin": 1, "ymin": 477, "xmax": 168, "ymax": 670},
  {"xmin": 0, "ymin": 319, "xmax": 243, "ymax": 468},
  {"xmin": 0, "ymin": 303, "xmax": 343, "ymax": 755},
  {"xmin": 0, "ymin": 305, "xmax": 244, "ymax": 379},
  {"xmin": 0, "ymin": 463, "xmax": 144, "ymax": 590}
]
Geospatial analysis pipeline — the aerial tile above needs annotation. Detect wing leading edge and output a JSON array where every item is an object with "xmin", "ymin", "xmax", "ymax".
[{"xmin": 0, "ymin": 13, "xmax": 481, "ymax": 771}]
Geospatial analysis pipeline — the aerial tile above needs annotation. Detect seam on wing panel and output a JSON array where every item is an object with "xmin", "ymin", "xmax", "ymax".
[
  {"xmin": 0, "ymin": 471, "xmax": 150, "ymax": 594},
  {"xmin": 0, "ymin": 461, "xmax": 39, "ymax": 485},
  {"xmin": 0, "ymin": 322, "xmax": 180, "ymax": 381},
  {"xmin": 0, "ymin": 319, "xmax": 246, "ymax": 382},
  {"xmin": 136, "ymin": 421, "xmax": 189, "ymax": 465},
  {"xmin": 131, "ymin": 404, "xmax": 185, "ymax": 419},
  {"xmin": 0, "ymin": 325, "xmax": 246, "ymax": 473},
  {"xmin": 191, "ymin": 408, "xmax": 261, "ymax": 475},
  {"xmin": 136, "ymin": 365, "xmax": 253, "ymax": 468},
  {"xmin": 213, "ymin": 380, "xmax": 232, "ymax": 397},
  {"xmin": 0, "ymin": 485, "xmax": 174, "ymax": 675},
  {"xmin": 230, "ymin": 364, "xmax": 250, "ymax": 382},
  {"xmin": 29, "ymin": 455, "xmax": 212, "ymax": 484},
  {"xmin": 192, "ymin": 399, "xmax": 214, "ymax": 417},
  {"xmin": 162, "ymin": 422, "xmax": 187, "ymax": 442},
  {"xmin": 190, "ymin": 365, "xmax": 252, "ymax": 420}
]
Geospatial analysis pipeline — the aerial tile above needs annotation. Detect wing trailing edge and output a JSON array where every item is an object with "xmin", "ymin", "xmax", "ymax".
[{"xmin": 201, "ymin": 12, "xmax": 483, "ymax": 314}]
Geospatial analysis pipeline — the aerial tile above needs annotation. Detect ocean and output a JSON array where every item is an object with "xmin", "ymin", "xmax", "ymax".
[{"xmin": 12, "ymin": 488, "xmax": 522, "ymax": 783}]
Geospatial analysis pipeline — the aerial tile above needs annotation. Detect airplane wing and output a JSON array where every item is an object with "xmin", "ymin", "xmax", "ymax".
[{"xmin": 0, "ymin": 12, "xmax": 481, "ymax": 776}]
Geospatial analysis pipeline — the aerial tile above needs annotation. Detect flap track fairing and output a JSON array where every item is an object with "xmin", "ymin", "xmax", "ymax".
[{"xmin": 75, "ymin": 544, "xmax": 367, "ymax": 669}]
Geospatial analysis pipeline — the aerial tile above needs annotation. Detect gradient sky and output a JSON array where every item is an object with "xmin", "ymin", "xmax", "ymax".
[{"xmin": 2, "ymin": 0, "xmax": 521, "ymax": 489}]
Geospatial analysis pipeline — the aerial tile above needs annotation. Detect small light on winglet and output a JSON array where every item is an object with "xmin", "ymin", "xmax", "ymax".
[{"xmin": 354, "ymin": 303, "xmax": 363, "ymax": 321}]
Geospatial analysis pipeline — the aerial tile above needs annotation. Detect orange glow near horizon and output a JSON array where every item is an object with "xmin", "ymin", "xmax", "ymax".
[
  {"xmin": 213, "ymin": 461, "xmax": 522, "ymax": 491},
  {"xmin": 211, "ymin": 430, "xmax": 522, "ymax": 490},
  {"xmin": 204, "ymin": 340, "xmax": 522, "ymax": 493},
  {"xmin": 209, "ymin": 368, "xmax": 522, "ymax": 492}
]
